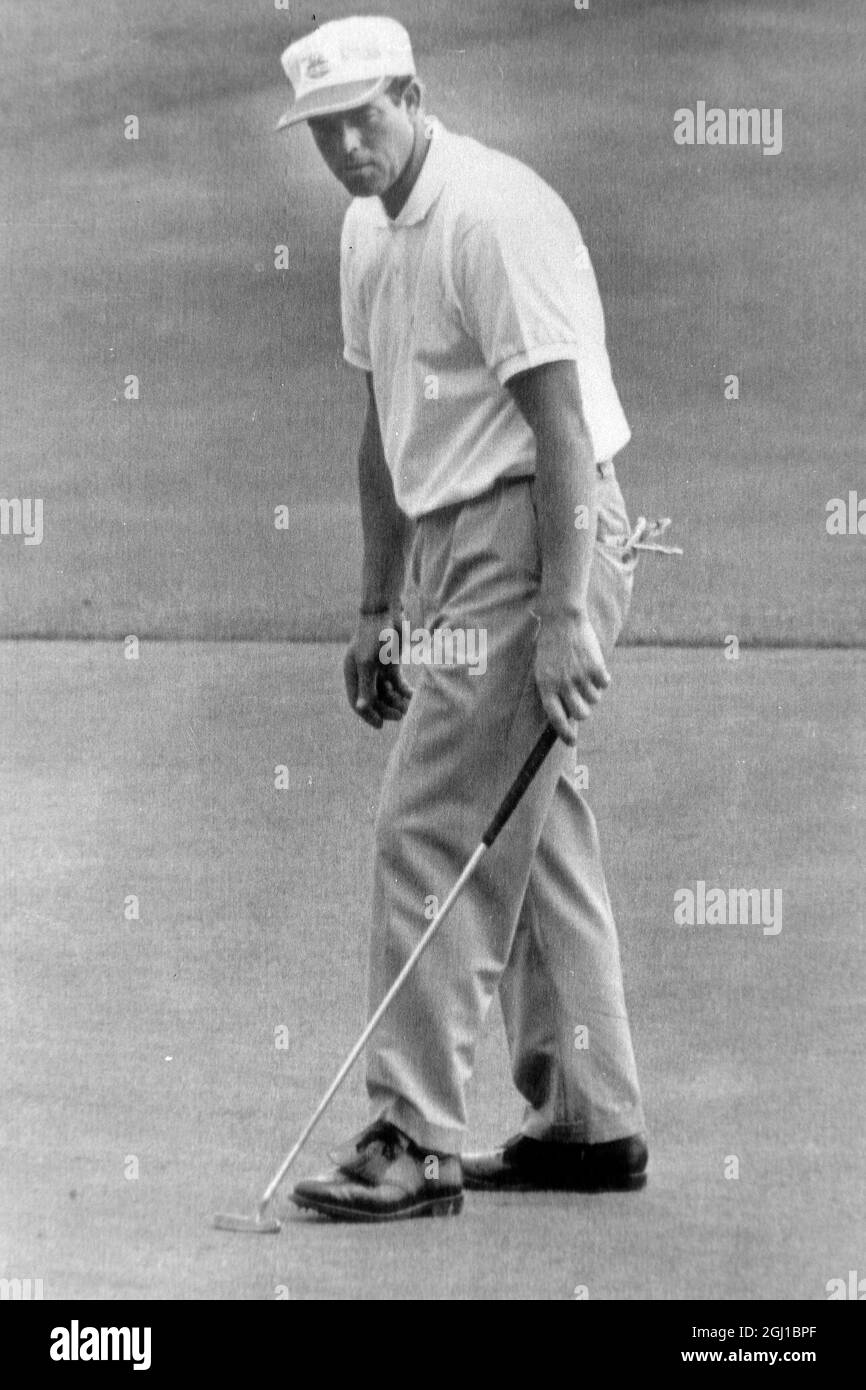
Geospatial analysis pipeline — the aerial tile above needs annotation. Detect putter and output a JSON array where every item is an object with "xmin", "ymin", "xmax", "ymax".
[{"xmin": 214, "ymin": 721, "xmax": 559, "ymax": 1234}]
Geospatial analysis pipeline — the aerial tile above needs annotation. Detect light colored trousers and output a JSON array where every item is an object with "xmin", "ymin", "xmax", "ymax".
[{"xmin": 366, "ymin": 464, "xmax": 646, "ymax": 1154}]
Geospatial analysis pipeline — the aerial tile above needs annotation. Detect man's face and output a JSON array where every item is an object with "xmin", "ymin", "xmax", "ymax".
[{"xmin": 308, "ymin": 90, "xmax": 415, "ymax": 197}]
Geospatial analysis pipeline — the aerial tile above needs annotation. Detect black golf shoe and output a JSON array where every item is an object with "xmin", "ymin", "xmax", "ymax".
[
  {"xmin": 462, "ymin": 1132, "xmax": 648, "ymax": 1192},
  {"xmin": 291, "ymin": 1120, "xmax": 463, "ymax": 1222}
]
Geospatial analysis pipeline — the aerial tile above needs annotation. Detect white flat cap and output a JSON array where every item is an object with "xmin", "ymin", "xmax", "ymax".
[{"xmin": 278, "ymin": 16, "xmax": 416, "ymax": 130}]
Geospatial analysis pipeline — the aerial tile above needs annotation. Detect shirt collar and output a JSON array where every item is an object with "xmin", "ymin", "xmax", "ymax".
[{"xmin": 374, "ymin": 116, "xmax": 449, "ymax": 230}]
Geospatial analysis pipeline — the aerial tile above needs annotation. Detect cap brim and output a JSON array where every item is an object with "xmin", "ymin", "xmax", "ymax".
[{"xmin": 276, "ymin": 76, "xmax": 388, "ymax": 131}]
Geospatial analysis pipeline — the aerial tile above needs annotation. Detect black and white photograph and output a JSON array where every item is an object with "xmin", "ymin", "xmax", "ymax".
[{"xmin": 2, "ymin": 0, "xmax": 863, "ymax": 1327}]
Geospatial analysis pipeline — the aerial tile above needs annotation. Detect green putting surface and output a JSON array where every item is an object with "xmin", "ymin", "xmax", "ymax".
[{"xmin": 1, "ymin": 641, "xmax": 863, "ymax": 1299}]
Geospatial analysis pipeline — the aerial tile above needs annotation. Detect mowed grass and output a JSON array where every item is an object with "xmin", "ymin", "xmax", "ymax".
[
  {"xmin": 1, "ymin": 0, "xmax": 863, "ymax": 641},
  {"xmin": 1, "ymin": 641, "xmax": 863, "ymax": 1299}
]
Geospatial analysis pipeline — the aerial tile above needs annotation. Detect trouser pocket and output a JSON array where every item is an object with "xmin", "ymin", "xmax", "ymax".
[
  {"xmin": 527, "ymin": 467, "xmax": 637, "ymax": 659},
  {"xmin": 591, "ymin": 470, "xmax": 638, "ymax": 658}
]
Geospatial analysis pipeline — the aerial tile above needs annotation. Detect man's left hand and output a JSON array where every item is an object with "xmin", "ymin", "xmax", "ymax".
[{"xmin": 534, "ymin": 611, "xmax": 610, "ymax": 745}]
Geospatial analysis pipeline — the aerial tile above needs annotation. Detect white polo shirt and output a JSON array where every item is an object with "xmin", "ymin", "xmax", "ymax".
[{"xmin": 340, "ymin": 117, "xmax": 631, "ymax": 518}]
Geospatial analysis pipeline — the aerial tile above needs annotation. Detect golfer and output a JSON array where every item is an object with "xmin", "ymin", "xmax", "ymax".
[{"xmin": 279, "ymin": 15, "xmax": 648, "ymax": 1220}]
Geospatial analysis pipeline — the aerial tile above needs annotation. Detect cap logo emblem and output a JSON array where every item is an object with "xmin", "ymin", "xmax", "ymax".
[{"xmin": 303, "ymin": 53, "xmax": 331, "ymax": 80}]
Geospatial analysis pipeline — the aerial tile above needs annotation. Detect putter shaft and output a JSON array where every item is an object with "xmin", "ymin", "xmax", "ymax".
[
  {"xmin": 216, "ymin": 723, "xmax": 558, "ymax": 1230},
  {"xmin": 258, "ymin": 841, "xmax": 486, "ymax": 1211}
]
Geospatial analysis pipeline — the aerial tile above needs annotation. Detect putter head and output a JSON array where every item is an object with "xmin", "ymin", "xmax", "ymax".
[{"xmin": 213, "ymin": 1209, "xmax": 282, "ymax": 1234}]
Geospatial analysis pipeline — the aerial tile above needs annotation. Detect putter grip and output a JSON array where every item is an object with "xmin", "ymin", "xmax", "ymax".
[{"xmin": 481, "ymin": 723, "xmax": 558, "ymax": 848}]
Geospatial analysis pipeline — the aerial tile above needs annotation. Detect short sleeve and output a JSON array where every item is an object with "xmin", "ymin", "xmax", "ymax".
[
  {"xmin": 455, "ymin": 187, "xmax": 599, "ymax": 386},
  {"xmin": 340, "ymin": 209, "xmax": 372, "ymax": 372}
]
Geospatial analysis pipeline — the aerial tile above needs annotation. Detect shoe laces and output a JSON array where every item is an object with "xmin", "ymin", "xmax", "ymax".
[{"xmin": 355, "ymin": 1120, "xmax": 408, "ymax": 1163}]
